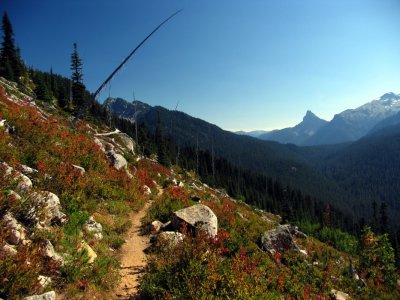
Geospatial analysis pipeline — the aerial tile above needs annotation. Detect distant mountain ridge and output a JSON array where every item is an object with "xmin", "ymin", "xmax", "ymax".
[
  {"xmin": 305, "ymin": 92, "xmax": 400, "ymax": 145},
  {"xmin": 257, "ymin": 111, "xmax": 327, "ymax": 145},
  {"xmin": 244, "ymin": 92, "xmax": 400, "ymax": 145}
]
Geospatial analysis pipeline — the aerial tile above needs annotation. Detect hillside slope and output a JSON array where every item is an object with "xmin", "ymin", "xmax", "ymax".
[
  {"xmin": 104, "ymin": 97, "xmax": 351, "ymax": 209},
  {"xmin": 0, "ymin": 79, "xmax": 398, "ymax": 299}
]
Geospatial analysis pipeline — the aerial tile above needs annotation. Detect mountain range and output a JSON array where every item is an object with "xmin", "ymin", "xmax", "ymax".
[
  {"xmin": 243, "ymin": 92, "xmax": 400, "ymax": 146},
  {"xmin": 104, "ymin": 96, "xmax": 400, "ymax": 228}
]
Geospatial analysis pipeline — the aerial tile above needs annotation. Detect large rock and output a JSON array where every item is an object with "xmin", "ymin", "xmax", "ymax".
[
  {"xmin": 172, "ymin": 204, "xmax": 218, "ymax": 238},
  {"xmin": 83, "ymin": 216, "xmax": 103, "ymax": 240},
  {"xmin": 23, "ymin": 291, "xmax": 56, "ymax": 300},
  {"xmin": 261, "ymin": 225, "xmax": 304, "ymax": 255},
  {"xmin": 117, "ymin": 132, "xmax": 135, "ymax": 153},
  {"xmin": 2, "ymin": 212, "xmax": 27, "ymax": 245},
  {"xmin": 29, "ymin": 191, "xmax": 67, "ymax": 226},
  {"xmin": 107, "ymin": 150, "xmax": 127, "ymax": 170}
]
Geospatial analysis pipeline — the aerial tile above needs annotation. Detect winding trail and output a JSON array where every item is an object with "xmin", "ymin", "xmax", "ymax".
[{"xmin": 115, "ymin": 200, "xmax": 152, "ymax": 299}]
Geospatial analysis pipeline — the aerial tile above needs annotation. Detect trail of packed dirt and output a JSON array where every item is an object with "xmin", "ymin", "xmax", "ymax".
[{"xmin": 115, "ymin": 200, "xmax": 152, "ymax": 299}]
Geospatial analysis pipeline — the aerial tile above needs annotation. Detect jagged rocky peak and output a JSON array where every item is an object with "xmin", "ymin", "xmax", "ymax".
[
  {"xmin": 378, "ymin": 92, "xmax": 400, "ymax": 105},
  {"xmin": 303, "ymin": 110, "xmax": 318, "ymax": 121}
]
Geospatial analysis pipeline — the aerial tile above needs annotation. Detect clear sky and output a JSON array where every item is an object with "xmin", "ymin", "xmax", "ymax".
[{"xmin": 2, "ymin": 0, "xmax": 400, "ymax": 131}]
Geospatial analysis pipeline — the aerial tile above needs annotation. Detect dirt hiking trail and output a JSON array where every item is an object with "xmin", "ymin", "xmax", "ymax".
[{"xmin": 114, "ymin": 200, "xmax": 152, "ymax": 299}]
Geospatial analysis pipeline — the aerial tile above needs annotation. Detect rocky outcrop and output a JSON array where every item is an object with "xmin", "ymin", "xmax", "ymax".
[
  {"xmin": 172, "ymin": 204, "xmax": 218, "ymax": 238},
  {"xmin": 261, "ymin": 225, "xmax": 305, "ymax": 255},
  {"xmin": 29, "ymin": 191, "xmax": 67, "ymax": 226},
  {"xmin": 83, "ymin": 217, "xmax": 103, "ymax": 240},
  {"xmin": 23, "ymin": 291, "xmax": 56, "ymax": 300}
]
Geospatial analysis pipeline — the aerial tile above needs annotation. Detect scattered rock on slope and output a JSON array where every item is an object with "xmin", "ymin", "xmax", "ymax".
[
  {"xmin": 83, "ymin": 216, "xmax": 103, "ymax": 240},
  {"xmin": 116, "ymin": 132, "xmax": 135, "ymax": 154},
  {"xmin": 23, "ymin": 291, "xmax": 56, "ymax": 300},
  {"xmin": 107, "ymin": 150, "xmax": 127, "ymax": 170},
  {"xmin": 172, "ymin": 204, "xmax": 218, "ymax": 238},
  {"xmin": 29, "ymin": 191, "xmax": 67, "ymax": 226},
  {"xmin": 261, "ymin": 224, "xmax": 305, "ymax": 255},
  {"xmin": 157, "ymin": 231, "xmax": 185, "ymax": 247}
]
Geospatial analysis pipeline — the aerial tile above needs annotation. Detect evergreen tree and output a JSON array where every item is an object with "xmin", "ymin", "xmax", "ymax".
[
  {"xmin": 0, "ymin": 12, "xmax": 24, "ymax": 82},
  {"xmin": 359, "ymin": 226, "xmax": 396, "ymax": 287},
  {"xmin": 70, "ymin": 42, "xmax": 85, "ymax": 110},
  {"xmin": 380, "ymin": 202, "xmax": 389, "ymax": 234},
  {"xmin": 155, "ymin": 112, "xmax": 169, "ymax": 166}
]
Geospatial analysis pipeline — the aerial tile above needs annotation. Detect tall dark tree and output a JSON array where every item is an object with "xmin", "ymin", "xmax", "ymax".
[
  {"xmin": 155, "ymin": 112, "xmax": 169, "ymax": 166},
  {"xmin": 70, "ymin": 42, "xmax": 85, "ymax": 110},
  {"xmin": 0, "ymin": 12, "xmax": 24, "ymax": 82},
  {"xmin": 380, "ymin": 202, "xmax": 389, "ymax": 234}
]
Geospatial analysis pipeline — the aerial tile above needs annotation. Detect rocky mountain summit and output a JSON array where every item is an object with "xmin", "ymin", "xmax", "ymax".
[{"xmin": 258, "ymin": 110, "xmax": 328, "ymax": 145}]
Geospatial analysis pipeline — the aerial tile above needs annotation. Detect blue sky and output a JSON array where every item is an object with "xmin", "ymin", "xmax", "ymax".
[{"xmin": 3, "ymin": 0, "xmax": 400, "ymax": 131}]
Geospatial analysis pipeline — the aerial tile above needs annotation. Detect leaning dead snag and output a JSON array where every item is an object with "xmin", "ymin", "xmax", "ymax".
[{"xmin": 72, "ymin": 9, "xmax": 182, "ymax": 125}]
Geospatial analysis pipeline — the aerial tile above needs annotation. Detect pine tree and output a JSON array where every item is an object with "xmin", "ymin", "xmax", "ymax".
[
  {"xmin": 0, "ymin": 12, "xmax": 24, "ymax": 82},
  {"xmin": 70, "ymin": 42, "xmax": 85, "ymax": 110},
  {"xmin": 155, "ymin": 112, "xmax": 169, "ymax": 166}
]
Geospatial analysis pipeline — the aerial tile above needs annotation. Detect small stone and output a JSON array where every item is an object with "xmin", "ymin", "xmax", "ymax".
[
  {"xmin": 72, "ymin": 164, "xmax": 85, "ymax": 175},
  {"xmin": 79, "ymin": 241, "xmax": 97, "ymax": 264},
  {"xmin": 23, "ymin": 291, "xmax": 56, "ymax": 300},
  {"xmin": 150, "ymin": 220, "xmax": 164, "ymax": 233},
  {"xmin": 0, "ymin": 243, "xmax": 17, "ymax": 258},
  {"xmin": 331, "ymin": 289, "xmax": 350, "ymax": 300},
  {"xmin": 37, "ymin": 275, "xmax": 52, "ymax": 289}
]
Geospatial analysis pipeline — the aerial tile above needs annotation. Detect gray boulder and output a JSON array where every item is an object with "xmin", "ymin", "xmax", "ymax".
[
  {"xmin": 23, "ymin": 291, "xmax": 56, "ymax": 300},
  {"xmin": 117, "ymin": 132, "xmax": 135, "ymax": 153},
  {"xmin": 261, "ymin": 225, "xmax": 304, "ymax": 255},
  {"xmin": 172, "ymin": 204, "xmax": 218, "ymax": 238},
  {"xmin": 107, "ymin": 150, "xmax": 127, "ymax": 170}
]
